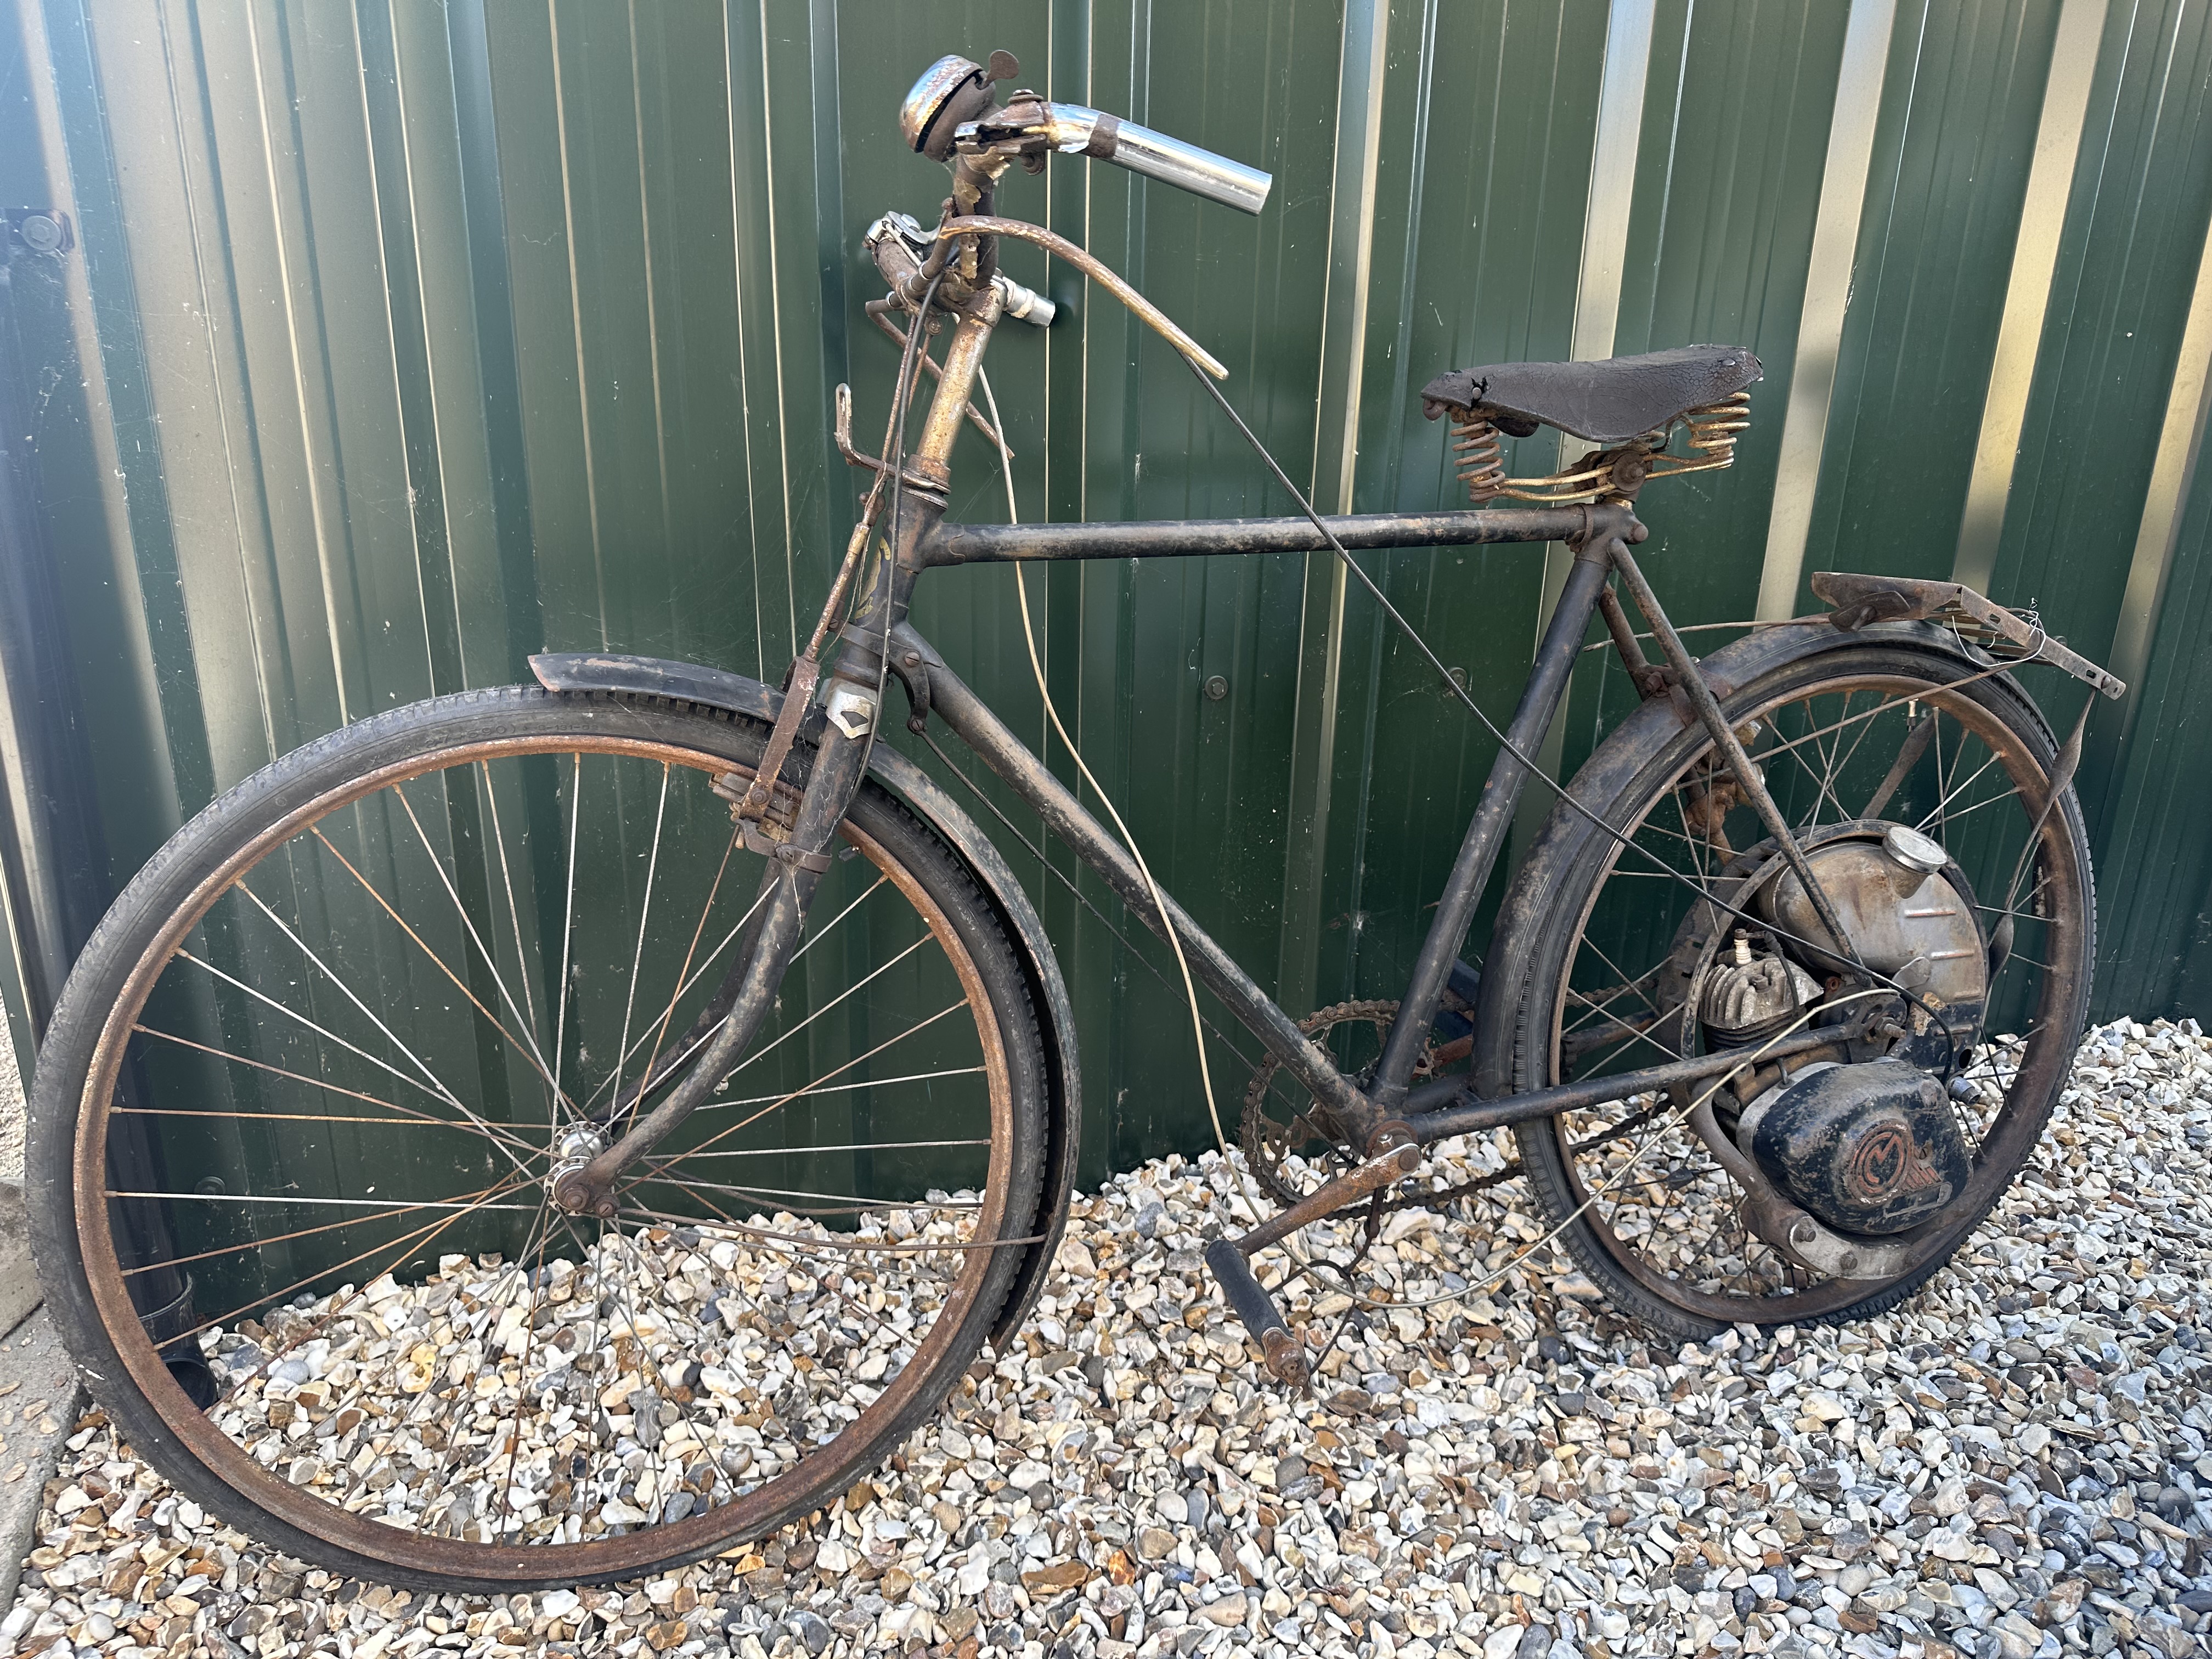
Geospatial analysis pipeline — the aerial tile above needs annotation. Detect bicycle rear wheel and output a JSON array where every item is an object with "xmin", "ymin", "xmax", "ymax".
[
  {"xmin": 1499, "ymin": 641, "xmax": 2093, "ymax": 1339},
  {"xmin": 29, "ymin": 687, "xmax": 1047, "ymax": 1589}
]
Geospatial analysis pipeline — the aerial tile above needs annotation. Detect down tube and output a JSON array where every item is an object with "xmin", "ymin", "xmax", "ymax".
[
  {"xmin": 901, "ymin": 627, "xmax": 1375, "ymax": 1131},
  {"xmin": 1369, "ymin": 538, "xmax": 1616, "ymax": 1104}
]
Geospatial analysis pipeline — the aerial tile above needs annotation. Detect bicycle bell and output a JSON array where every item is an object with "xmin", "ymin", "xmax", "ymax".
[{"xmin": 900, "ymin": 49, "xmax": 1022, "ymax": 161}]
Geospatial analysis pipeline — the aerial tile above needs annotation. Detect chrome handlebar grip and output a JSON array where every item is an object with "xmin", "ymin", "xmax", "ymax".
[
  {"xmin": 955, "ymin": 99, "xmax": 1272, "ymax": 217},
  {"xmin": 1091, "ymin": 114, "xmax": 1271, "ymax": 216}
]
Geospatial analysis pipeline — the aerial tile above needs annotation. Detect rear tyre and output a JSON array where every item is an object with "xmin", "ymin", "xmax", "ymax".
[{"xmin": 29, "ymin": 687, "xmax": 1048, "ymax": 1589}]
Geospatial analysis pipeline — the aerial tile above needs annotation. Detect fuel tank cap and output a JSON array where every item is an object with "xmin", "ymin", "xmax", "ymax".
[{"xmin": 1883, "ymin": 823, "xmax": 1946, "ymax": 874}]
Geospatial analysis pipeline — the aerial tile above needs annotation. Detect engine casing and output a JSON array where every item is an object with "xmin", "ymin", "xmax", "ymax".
[
  {"xmin": 1737, "ymin": 1059, "xmax": 1968, "ymax": 1235},
  {"xmin": 1759, "ymin": 827, "xmax": 1988, "ymax": 1070}
]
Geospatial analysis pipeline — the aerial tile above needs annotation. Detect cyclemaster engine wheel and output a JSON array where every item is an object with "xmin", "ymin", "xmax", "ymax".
[
  {"xmin": 27, "ymin": 687, "xmax": 1047, "ymax": 1590},
  {"xmin": 1501, "ymin": 641, "xmax": 2093, "ymax": 1340}
]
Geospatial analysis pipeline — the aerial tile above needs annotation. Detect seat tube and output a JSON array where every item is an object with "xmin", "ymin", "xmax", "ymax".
[{"xmin": 1367, "ymin": 521, "xmax": 1622, "ymax": 1108}]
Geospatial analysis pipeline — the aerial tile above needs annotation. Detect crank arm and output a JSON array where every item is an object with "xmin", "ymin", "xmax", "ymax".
[{"xmin": 1209, "ymin": 1137, "xmax": 1423, "ymax": 1388}]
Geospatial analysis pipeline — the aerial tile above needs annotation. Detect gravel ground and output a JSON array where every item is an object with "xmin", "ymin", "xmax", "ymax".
[{"xmin": 7, "ymin": 1014, "xmax": 2212, "ymax": 1659}]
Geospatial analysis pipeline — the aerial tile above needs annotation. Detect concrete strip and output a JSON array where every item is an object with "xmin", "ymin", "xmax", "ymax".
[
  {"xmin": 0, "ymin": 1307, "xmax": 83, "ymax": 1618},
  {"xmin": 0, "ymin": 1183, "xmax": 42, "ymax": 1344}
]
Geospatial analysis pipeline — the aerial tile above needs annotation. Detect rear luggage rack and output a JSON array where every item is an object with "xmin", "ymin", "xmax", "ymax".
[{"xmin": 1812, "ymin": 571, "xmax": 2127, "ymax": 701}]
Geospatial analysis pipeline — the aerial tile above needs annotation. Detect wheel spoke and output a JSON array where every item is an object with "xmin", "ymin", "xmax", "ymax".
[
  {"xmin": 650, "ymin": 1000, "xmax": 972, "ymax": 1172},
  {"xmin": 310, "ymin": 828, "xmax": 578, "ymax": 1119},
  {"xmin": 477, "ymin": 760, "xmax": 541, "ymax": 1044},
  {"xmin": 175, "ymin": 943, "xmax": 460, "ymax": 1121},
  {"xmin": 1863, "ymin": 710, "xmax": 1936, "ymax": 819},
  {"xmin": 579, "ymin": 882, "xmax": 776, "ymax": 1115},
  {"xmin": 630, "ymin": 819, "xmax": 745, "ymax": 1125},
  {"xmin": 605, "ymin": 763, "xmax": 673, "ymax": 1135},
  {"xmin": 553, "ymin": 753, "xmax": 583, "ymax": 1116},
  {"xmin": 1545, "ymin": 671, "xmax": 2085, "ymax": 1322},
  {"xmin": 614, "ymin": 1202, "xmax": 1037, "ymax": 1257},
  {"xmin": 1915, "ymin": 746, "xmax": 2009, "ymax": 832},
  {"xmin": 126, "ymin": 1024, "xmax": 538, "ymax": 1155},
  {"xmin": 716, "ymin": 934, "xmax": 933, "ymax": 1084},
  {"xmin": 391, "ymin": 782, "xmax": 558, "ymax": 1088},
  {"xmin": 170, "ymin": 1169, "xmax": 537, "ymax": 1353}
]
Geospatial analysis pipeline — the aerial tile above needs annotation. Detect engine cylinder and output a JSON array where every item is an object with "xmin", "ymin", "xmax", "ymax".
[{"xmin": 1699, "ymin": 933, "xmax": 1822, "ymax": 1049}]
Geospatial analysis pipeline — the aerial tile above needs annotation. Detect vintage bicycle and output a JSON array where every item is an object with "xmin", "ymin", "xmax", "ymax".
[{"xmin": 28, "ymin": 50, "xmax": 2121, "ymax": 1589}]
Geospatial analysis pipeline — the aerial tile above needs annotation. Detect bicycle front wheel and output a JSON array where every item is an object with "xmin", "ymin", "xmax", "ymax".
[{"xmin": 29, "ymin": 686, "xmax": 1047, "ymax": 1589}]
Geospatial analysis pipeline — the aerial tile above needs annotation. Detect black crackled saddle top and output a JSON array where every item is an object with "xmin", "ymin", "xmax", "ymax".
[{"xmin": 1420, "ymin": 345, "xmax": 1763, "ymax": 444}]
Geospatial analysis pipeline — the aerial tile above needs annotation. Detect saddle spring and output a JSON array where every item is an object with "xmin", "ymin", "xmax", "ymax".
[
  {"xmin": 1677, "ymin": 390, "xmax": 1752, "ymax": 470},
  {"xmin": 1449, "ymin": 413, "xmax": 1508, "ymax": 501},
  {"xmin": 1448, "ymin": 388, "xmax": 1753, "ymax": 505}
]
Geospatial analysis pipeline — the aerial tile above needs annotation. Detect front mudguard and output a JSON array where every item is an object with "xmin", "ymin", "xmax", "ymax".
[
  {"xmin": 528, "ymin": 652, "xmax": 1079, "ymax": 1351},
  {"xmin": 1470, "ymin": 617, "xmax": 2042, "ymax": 1101}
]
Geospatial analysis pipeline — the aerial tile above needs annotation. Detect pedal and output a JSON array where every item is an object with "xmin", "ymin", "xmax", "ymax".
[
  {"xmin": 1205, "ymin": 1240, "xmax": 1308, "ymax": 1388},
  {"xmin": 1210, "ymin": 1138, "xmax": 1425, "ymax": 1389}
]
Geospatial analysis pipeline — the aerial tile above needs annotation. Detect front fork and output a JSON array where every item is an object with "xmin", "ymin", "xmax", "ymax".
[
  {"xmin": 552, "ymin": 292, "xmax": 1002, "ymax": 1219},
  {"xmin": 549, "ymin": 713, "xmax": 877, "ymax": 1217}
]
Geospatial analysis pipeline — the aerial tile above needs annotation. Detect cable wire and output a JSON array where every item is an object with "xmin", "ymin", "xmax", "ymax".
[
  {"xmin": 1177, "ymin": 354, "xmax": 1963, "ymax": 1065},
  {"xmin": 974, "ymin": 368, "xmax": 1240, "ymax": 1174}
]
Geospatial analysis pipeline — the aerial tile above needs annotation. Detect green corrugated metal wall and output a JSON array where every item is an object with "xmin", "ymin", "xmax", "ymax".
[{"xmin": 3, "ymin": 0, "xmax": 2211, "ymax": 1187}]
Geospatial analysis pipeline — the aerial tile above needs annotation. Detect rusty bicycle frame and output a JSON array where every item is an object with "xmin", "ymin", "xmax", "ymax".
[{"xmin": 529, "ymin": 53, "xmax": 2129, "ymax": 1386}]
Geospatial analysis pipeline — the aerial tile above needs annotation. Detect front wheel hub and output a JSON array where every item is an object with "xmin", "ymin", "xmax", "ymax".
[{"xmin": 548, "ymin": 1126, "xmax": 616, "ymax": 1217}]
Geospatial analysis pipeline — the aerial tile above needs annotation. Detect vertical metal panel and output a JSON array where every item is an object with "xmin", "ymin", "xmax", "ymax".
[
  {"xmin": 8, "ymin": 0, "xmax": 2212, "ymax": 1193},
  {"xmin": 1949, "ymin": 0, "xmax": 2107, "ymax": 592},
  {"xmin": 1272, "ymin": 0, "xmax": 1384, "ymax": 1022},
  {"xmin": 2090, "ymin": 201, "xmax": 2212, "ymax": 1015},
  {"xmin": 1752, "ymin": 0, "xmax": 1898, "ymax": 622},
  {"xmin": 1318, "ymin": 0, "xmax": 1609, "ymax": 1007}
]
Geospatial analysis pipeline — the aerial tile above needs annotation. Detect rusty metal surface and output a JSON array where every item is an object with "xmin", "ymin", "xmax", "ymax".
[
  {"xmin": 5, "ymin": 0, "xmax": 2211, "ymax": 1206},
  {"xmin": 1811, "ymin": 569, "xmax": 2128, "ymax": 699},
  {"xmin": 919, "ymin": 505, "xmax": 1601, "ymax": 564}
]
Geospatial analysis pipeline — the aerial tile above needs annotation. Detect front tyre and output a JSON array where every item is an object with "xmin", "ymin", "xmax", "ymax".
[
  {"xmin": 1497, "ymin": 640, "xmax": 2094, "ymax": 1340},
  {"xmin": 29, "ymin": 687, "xmax": 1047, "ymax": 1589}
]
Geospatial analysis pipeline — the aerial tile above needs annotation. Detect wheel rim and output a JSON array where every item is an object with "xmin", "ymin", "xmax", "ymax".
[
  {"xmin": 1542, "ymin": 668, "xmax": 2090, "ymax": 1323},
  {"xmin": 72, "ymin": 731, "xmax": 1018, "ymax": 1580}
]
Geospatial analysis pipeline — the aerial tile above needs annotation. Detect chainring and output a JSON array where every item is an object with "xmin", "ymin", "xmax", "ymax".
[{"xmin": 1240, "ymin": 999, "xmax": 1520, "ymax": 1212}]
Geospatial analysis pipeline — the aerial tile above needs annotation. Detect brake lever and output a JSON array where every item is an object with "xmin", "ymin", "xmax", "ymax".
[{"xmin": 936, "ymin": 217, "xmax": 1226, "ymax": 378}]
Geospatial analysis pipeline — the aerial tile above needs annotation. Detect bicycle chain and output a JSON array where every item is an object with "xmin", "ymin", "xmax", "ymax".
[
  {"xmin": 1239, "ymin": 998, "xmax": 1525, "ymax": 1214},
  {"xmin": 1239, "ymin": 1001, "xmax": 1691, "ymax": 1217}
]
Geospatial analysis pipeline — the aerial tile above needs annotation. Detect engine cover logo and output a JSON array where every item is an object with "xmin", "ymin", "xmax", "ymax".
[
  {"xmin": 1745, "ymin": 1060, "xmax": 1971, "ymax": 1234},
  {"xmin": 1845, "ymin": 1119, "xmax": 1944, "ymax": 1202}
]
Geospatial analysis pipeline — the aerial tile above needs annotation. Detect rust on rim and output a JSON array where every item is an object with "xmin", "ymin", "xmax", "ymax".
[{"xmin": 72, "ymin": 733, "xmax": 1016, "ymax": 1581}]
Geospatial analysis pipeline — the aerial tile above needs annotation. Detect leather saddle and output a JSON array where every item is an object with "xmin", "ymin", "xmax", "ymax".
[{"xmin": 1420, "ymin": 345, "xmax": 1762, "ymax": 444}]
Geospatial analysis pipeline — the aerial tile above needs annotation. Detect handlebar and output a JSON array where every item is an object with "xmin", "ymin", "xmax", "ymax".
[
  {"xmin": 865, "ymin": 212, "xmax": 1057, "ymax": 328},
  {"xmin": 965, "ymin": 101, "xmax": 1271, "ymax": 216},
  {"xmin": 898, "ymin": 54, "xmax": 1272, "ymax": 217}
]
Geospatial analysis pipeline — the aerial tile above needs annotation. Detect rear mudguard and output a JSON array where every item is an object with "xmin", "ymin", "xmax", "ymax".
[
  {"xmin": 1471, "ymin": 617, "xmax": 2044, "ymax": 1099},
  {"xmin": 528, "ymin": 652, "xmax": 1077, "ymax": 1351}
]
